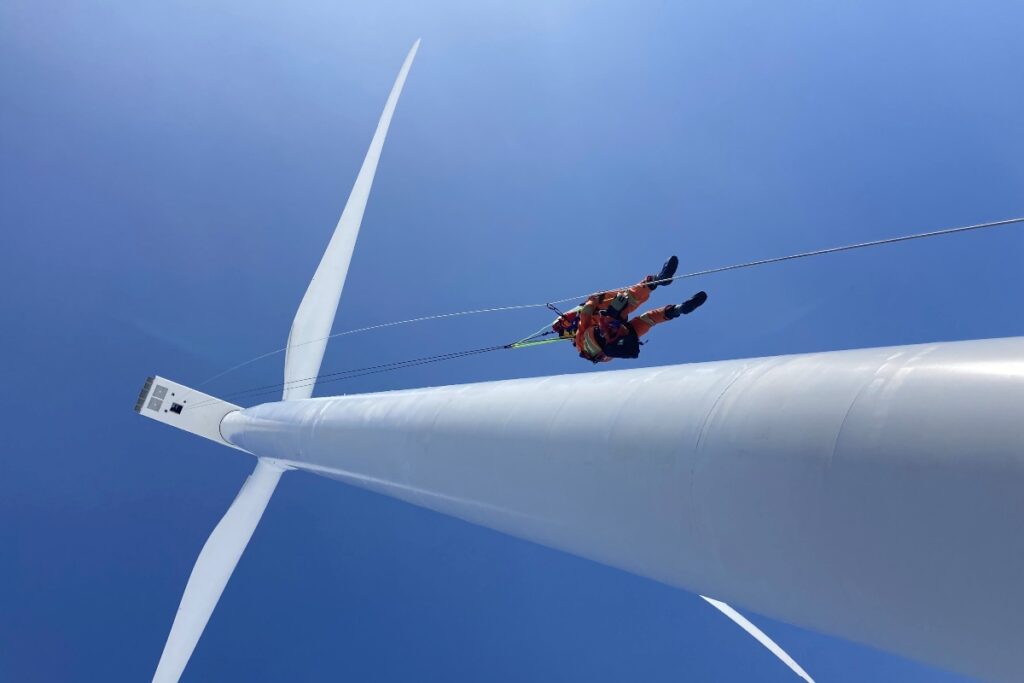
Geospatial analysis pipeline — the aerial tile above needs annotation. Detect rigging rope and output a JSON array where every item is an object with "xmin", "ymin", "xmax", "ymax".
[
  {"xmin": 194, "ymin": 215, "xmax": 1023, "ymax": 401},
  {"xmin": 190, "ymin": 343, "xmax": 509, "ymax": 408},
  {"xmin": 637, "ymin": 215, "xmax": 1024, "ymax": 287}
]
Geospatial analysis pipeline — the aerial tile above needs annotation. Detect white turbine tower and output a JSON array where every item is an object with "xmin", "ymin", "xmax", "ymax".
[{"xmin": 138, "ymin": 42, "xmax": 1024, "ymax": 683}]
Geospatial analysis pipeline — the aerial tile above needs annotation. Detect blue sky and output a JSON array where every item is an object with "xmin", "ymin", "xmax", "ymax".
[{"xmin": 2, "ymin": 1, "xmax": 1023, "ymax": 681}]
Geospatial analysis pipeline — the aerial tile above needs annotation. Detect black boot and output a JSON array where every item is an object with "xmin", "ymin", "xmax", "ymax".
[
  {"xmin": 648, "ymin": 255, "xmax": 679, "ymax": 290},
  {"xmin": 665, "ymin": 291, "xmax": 707, "ymax": 318}
]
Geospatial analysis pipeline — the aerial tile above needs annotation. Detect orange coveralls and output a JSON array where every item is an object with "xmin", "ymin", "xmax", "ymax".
[{"xmin": 573, "ymin": 280, "xmax": 672, "ymax": 362}]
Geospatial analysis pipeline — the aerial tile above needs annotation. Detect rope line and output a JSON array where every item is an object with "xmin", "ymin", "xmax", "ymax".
[
  {"xmin": 643, "ymin": 216, "xmax": 1024, "ymax": 286},
  {"xmin": 193, "ymin": 216, "xmax": 1023, "ymax": 397},
  {"xmin": 190, "ymin": 343, "xmax": 509, "ymax": 408},
  {"xmin": 197, "ymin": 304, "xmax": 544, "ymax": 388}
]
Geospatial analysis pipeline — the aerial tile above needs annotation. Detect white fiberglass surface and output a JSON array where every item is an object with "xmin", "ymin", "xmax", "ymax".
[
  {"xmin": 223, "ymin": 337, "xmax": 1024, "ymax": 682},
  {"xmin": 151, "ymin": 459, "xmax": 284, "ymax": 683},
  {"xmin": 283, "ymin": 40, "xmax": 419, "ymax": 401}
]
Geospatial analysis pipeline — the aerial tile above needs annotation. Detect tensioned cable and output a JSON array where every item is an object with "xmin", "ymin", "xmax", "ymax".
[
  {"xmin": 197, "ymin": 303, "xmax": 546, "ymax": 388},
  {"xmin": 192, "ymin": 326, "xmax": 569, "ymax": 409},
  {"xmin": 190, "ymin": 343, "xmax": 507, "ymax": 408},
  {"xmin": 196, "ymin": 216, "xmax": 1024, "ymax": 393},
  {"xmin": 635, "ymin": 215, "xmax": 1024, "ymax": 287}
]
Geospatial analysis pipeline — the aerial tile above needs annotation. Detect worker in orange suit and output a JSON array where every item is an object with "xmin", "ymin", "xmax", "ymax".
[{"xmin": 557, "ymin": 256, "xmax": 707, "ymax": 363}]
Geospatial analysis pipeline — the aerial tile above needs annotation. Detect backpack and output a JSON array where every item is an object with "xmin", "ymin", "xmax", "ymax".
[{"xmin": 600, "ymin": 323, "xmax": 641, "ymax": 359}]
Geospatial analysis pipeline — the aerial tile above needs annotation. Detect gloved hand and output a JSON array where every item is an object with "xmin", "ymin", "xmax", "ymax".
[{"xmin": 600, "ymin": 291, "xmax": 629, "ymax": 320}]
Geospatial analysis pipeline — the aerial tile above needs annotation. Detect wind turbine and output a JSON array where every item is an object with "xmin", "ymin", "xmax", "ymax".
[
  {"xmin": 137, "ymin": 41, "xmax": 1024, "ymax": 683},
  {"xmin": 142, "ymin": 38, "xmax": 420, "ymax": 683}
]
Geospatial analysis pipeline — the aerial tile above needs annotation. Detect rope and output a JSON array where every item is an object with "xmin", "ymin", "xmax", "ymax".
[
  {"xmin": 193, "ymin": 332, "xmax": 567, "ymax": 408},
  {"xmin": 635, "ymin": 215, "xmax": 1024, "ymax": 289},
  {"xmin": 509, "ymin": 337, "xmax": 570, "ymax": 349},
  {"xmin": 197, "ymin": 304, "xmax": 544, "ymax": 388},
  {"xmin": 195, "ymin": 215, "xmax": 1023, "ymax": 394},
  {"xmin": 190, "ymin": 343, "xmax": 509, "ymax": 408}
]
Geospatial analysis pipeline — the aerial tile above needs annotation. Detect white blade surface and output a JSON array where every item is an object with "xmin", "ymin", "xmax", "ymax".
[
  {"xmin": 152, "ymin": 459, "xmax": 284, "ymax": 683},
  {"xmin": 283, "ymin": 39, "xmax": 420, "ymax": 400},
  {"xmin": 702, "ymin": 596, "xmax": 815, "ymax": 682}
]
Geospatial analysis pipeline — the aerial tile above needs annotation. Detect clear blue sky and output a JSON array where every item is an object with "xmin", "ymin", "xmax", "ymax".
[{"xmin": 2, "ymin": 1, "xmax": 1022, "ymax": 681}]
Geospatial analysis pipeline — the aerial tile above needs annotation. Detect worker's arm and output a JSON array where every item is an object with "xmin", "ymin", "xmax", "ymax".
[
  {"xmin": 575, "ymin": 295, "xmax": 614, "ymax": 363},
  {"xmin": 574, "ymin": 295, "xmax": 600, "ymax": 349}
]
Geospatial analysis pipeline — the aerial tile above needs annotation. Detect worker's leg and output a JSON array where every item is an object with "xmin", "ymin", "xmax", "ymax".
[
  {"xmin": 609, "ymin": 281, "xmax": 652, "ymax": 317},
  {"xmin": 630, "ymin": 306, "xmax": 672, "ymax": 337},
  {"xmin": 601, "ymin": 256, "xmax": 678, "ymax": 318},
  {"xmin": 630, "ymin": 291, "xmax": 708, "ymax": 337},
  {"xmin": 649, "ymin": 255, "xmax": 679, "ymax": 290}
]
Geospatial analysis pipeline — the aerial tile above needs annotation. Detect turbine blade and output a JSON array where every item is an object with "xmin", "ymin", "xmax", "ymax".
[
  {"xmin": 152, "ymin": 459, "xmax": 284, "ymax": 683},
  {"xmin": 283, "ymin": 39, "xmax": 420, "ymax": 400},
  {"xmin": 701, "ymin": 596, "xmax": 815, "ymax": 683}
]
